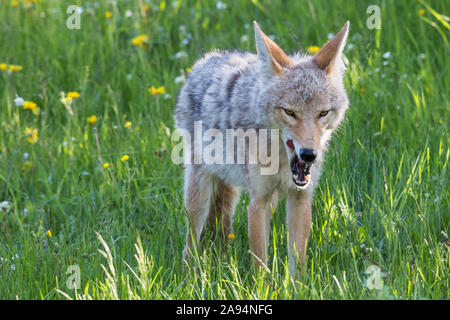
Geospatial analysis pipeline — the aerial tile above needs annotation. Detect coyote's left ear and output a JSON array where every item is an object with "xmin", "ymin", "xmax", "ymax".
[
  {"xmin": 314, "ymin": 21, "xmax": 349, "ymax": 75},
  {"xmin": 253, "ymin": 21, "xmax": 292, "ymax": 79}
]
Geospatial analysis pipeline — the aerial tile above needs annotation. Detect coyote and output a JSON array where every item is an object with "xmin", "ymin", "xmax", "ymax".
[{"xmin": 175, "ymin": 21, "xmax": 350, "ymax": 275}]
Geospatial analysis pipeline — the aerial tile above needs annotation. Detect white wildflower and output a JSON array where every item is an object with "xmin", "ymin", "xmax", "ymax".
[
  {"xmin": 174, "ymin": 51, "xmax": 188, "ymax": 59},
  {"xmin": 0, "ymin": 201, "xmax": 11, "ymax": 212},
  {"xmin": 14, "ymin": 96, "xmax": 24, "ymax": 107},
  {"xmin": 216, "ymin": 1, "xmax": 227, "ymax": 10},
  {"xmin": 175, "ymin": 75, "xmax": 186, "ymax": 84}
]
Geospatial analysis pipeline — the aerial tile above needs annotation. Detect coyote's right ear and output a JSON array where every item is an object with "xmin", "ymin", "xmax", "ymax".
[{"xmin": 253, "ymin": 21, "xmax": 291, "ymax": 79}]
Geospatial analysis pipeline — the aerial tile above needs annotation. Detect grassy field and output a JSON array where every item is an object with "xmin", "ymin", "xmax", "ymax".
[{"xmin": 0, "ymin": 0, "xmax": 448, "ymax": 300}]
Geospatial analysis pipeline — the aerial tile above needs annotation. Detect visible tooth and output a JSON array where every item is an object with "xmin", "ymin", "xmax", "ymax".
[
  {"xmin": 304, "ymin": 163, "xmax": 312, "ymax": 174},
  {"xmin": 293, "ymin": 174, "xmax": 298, "ymax": 180}
]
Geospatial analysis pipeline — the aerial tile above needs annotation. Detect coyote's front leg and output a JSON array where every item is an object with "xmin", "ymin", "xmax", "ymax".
[
  {"xmin": 248, "ymin": 194, "xmax": 274, "ymax": 269},
  {"xmin": 286, "ymin": 189, "xmax": 312, "ymax": 276}
]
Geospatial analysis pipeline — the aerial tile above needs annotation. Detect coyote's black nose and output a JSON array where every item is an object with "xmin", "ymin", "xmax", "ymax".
[{"xmin": 300, "ymin": 149, "xmax": 317, "ymax": 162}]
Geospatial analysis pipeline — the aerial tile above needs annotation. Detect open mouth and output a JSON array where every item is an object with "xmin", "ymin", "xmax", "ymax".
[{"xmin": 290, "ymin": 155, "xmax": 312, "ymax": 188}]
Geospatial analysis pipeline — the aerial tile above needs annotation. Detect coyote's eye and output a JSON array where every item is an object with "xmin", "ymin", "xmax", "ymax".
[
  {"xmin": 284, "ymin": 109, "xmax": 296, "ymax": 118},
  {"xmin": 318, "ymin": 110, "xmax": 329, "ymax": 118}
]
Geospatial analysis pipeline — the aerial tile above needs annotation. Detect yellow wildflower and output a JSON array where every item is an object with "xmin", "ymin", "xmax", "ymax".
[
  {"xmin": 87, "ymin": 115, "xmax": 97, "ymax": 125},
  {"xmin": 121, "ymin": 155, "xmax": 129, "ymax": 162},
  {"xmin": 47, "ymin": 230, "xmax": 52, "ymax": 238},
  {"xmin": 186, "ymin": 67, "xmax": 192, "ymax": 73},
  {"xmin": 228, "ymin": 233, "xmax": 235, "ymax": 240},
  {"xmin": 67, "ymin": 91, "xmax": 80, "ymax": 99},
  {"xmin": 12, "ymin": 0, "xmax": 19, "ymax": 7},
  {"xmin": 148, "ymin": 86, "xmax": 165, "ymax": 95},
  {"xmin": 23, "ymin": 101, "xmax": 40, "ymax": 115},
  {"xmin": 24, "ymin": 127, "xmax": 38, "ymax": 144},
  {"xmin": 144, "ymin": 5, "xmax": 150, "ymax": 12},
  {"xmin": 103, "ymin": 162, "xmax": 110, "ymax": 169},
  {"xmin": 31, "ymin": 106, "xmax": 40, "ymax": 116},
  {"xmin": 0, "ymin": 63, "xmax": 7, "ymax": 71},
  {"xmin": 23, "ymin": 101, "xmax": 37, "ymax": 110},
  {"xmin": 8, "ymin": 65, "xmax": 23, "ymax": 72},
  {"xmin": 306, "ymin": 45, "xmax": 320, "ymax": 54},
  {"xmin": 105, "ymin": 11, "xmax": 112, "ymax": 18},
  {"xmin": 419, "ymin": 9, "xmax": 425, "ymax": 16},
  {"xmin": 131, "ymin": 34, "xmax": 149, "ymax": 47},
  {"xmin": 22, "ymin": 161, "xmax": 33, "ymax": 171},
  {"xmin": 63, "ymin": 92, "xmax": 79, "ymax": 103},
  {"xmin": 124, "ymin": 121, "xmax": 132, "ymax": 128}
]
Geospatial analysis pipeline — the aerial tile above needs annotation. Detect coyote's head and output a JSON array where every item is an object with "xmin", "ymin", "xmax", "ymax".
[{"xmin": 254, "ymin": 21, "xmax": 350, "ymax": 189}]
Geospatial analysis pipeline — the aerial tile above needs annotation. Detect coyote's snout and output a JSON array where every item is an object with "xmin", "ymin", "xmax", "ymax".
[{"xmin": 175, "ymin": 20, "xmax": 350, "ymax": 276}]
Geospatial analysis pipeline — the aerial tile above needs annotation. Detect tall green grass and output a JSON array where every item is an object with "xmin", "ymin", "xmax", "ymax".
[{"xmin": 0, "ymin": 0, "xmax": 448, "ymax": 299}]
